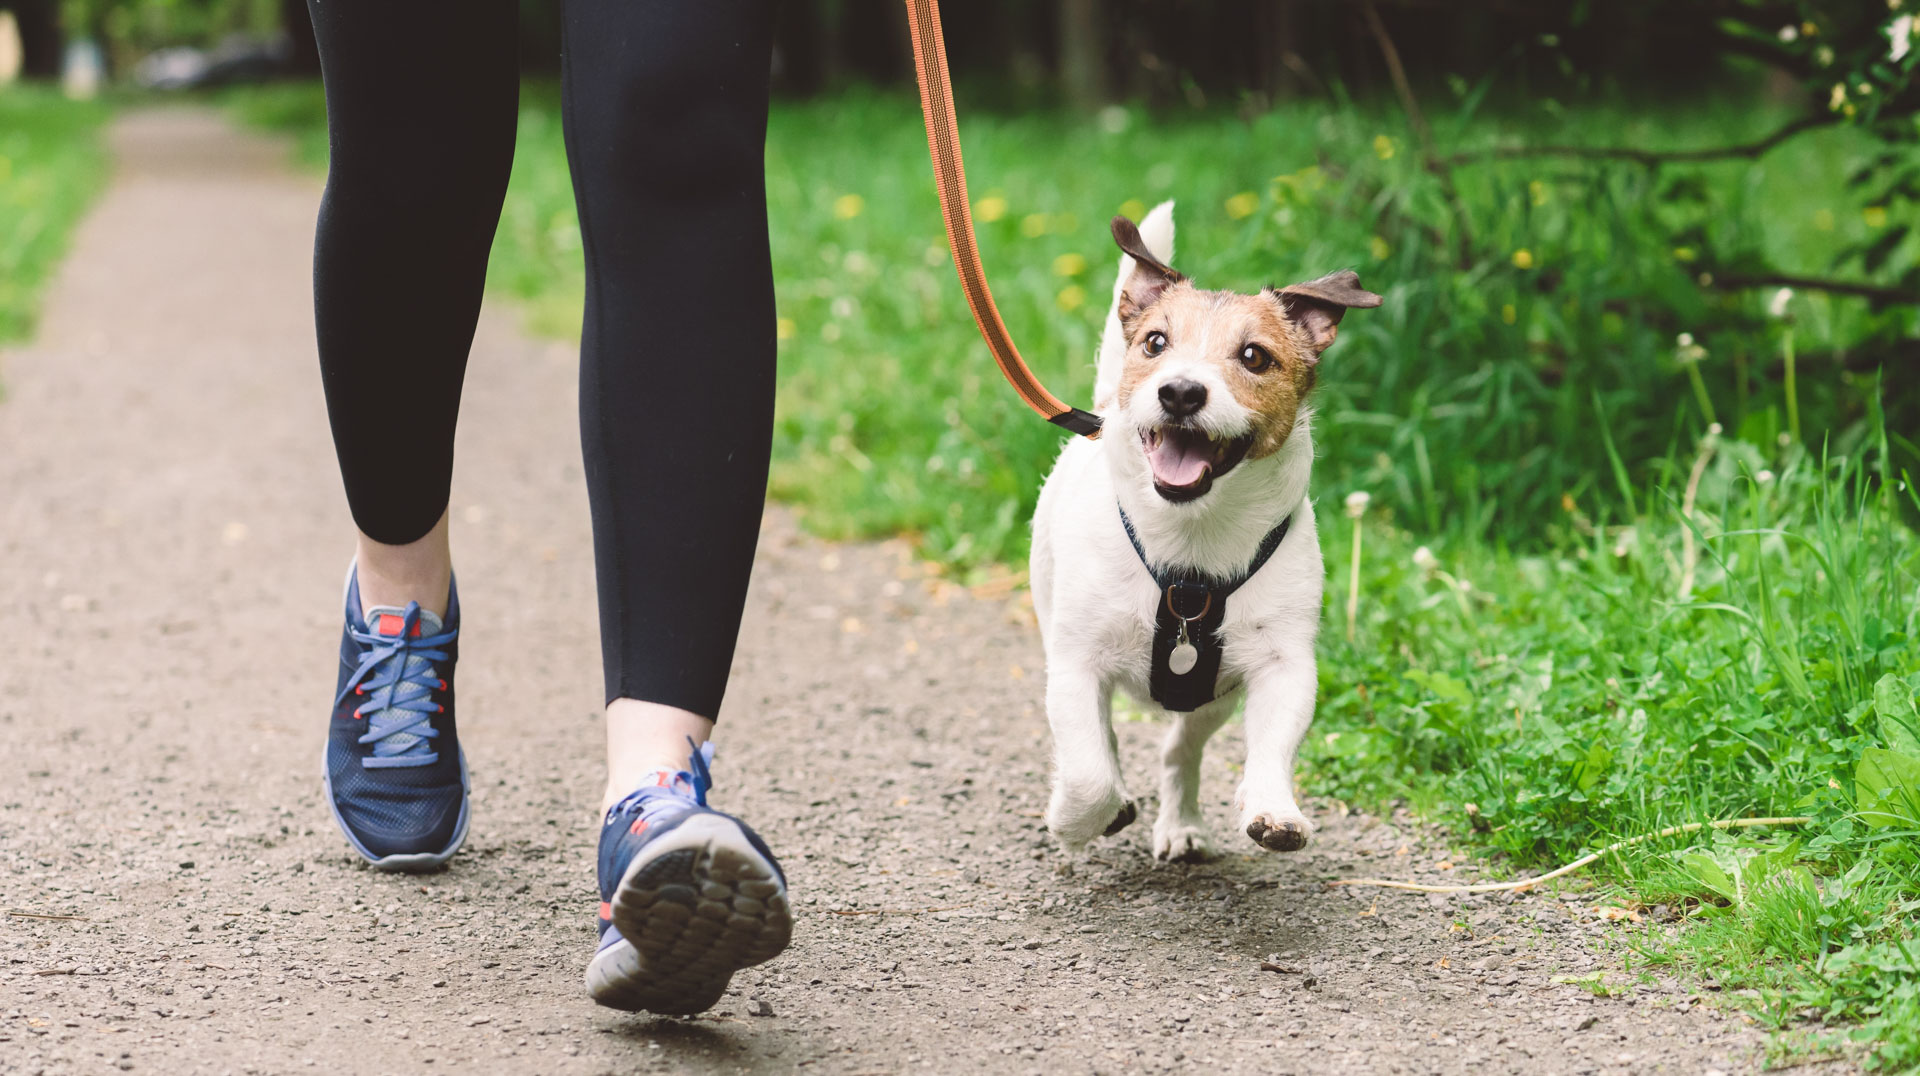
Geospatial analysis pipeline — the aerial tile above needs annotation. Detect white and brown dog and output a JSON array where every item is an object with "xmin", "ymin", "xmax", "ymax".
[{"xmin": 1030, "ymin": 202, "xmax": 1380, "ymax": 861}]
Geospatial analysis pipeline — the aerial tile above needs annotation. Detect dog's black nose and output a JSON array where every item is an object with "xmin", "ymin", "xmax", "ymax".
[{"xmin": 1158, "ymin": 378, "xmax": 1207, "ymax": 418}]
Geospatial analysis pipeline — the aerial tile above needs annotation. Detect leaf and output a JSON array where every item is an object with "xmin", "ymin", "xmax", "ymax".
[
  {"xmin": 1574, "ymin": 741, "xmax": 1613, "ymax": 791},
  {"xmin": 1855, "ymin": 748, "xmax": 1920, "ymax": 830},
  {"xmin": 1675, "ymin": 850, "xmax": 1739, "ymax": 903},
  {"xmin": 1873, "ymin": 673, "xmax": 1920, "ymax": 755}
]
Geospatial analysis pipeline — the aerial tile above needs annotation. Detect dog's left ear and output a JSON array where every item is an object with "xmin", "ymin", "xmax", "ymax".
[
  {"xmin": 1268, "ymin": 271, "xmax": 1383, "ymax": 359},
  {"xmin": 1112, "ymin": 215, "xmax": 1184, "ymax": 329}
]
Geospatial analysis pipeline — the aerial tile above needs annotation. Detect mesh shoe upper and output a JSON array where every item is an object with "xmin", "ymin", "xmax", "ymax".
[{"xmin": 326, "ymin": 572, "xmax": 466, "ymax": 860}]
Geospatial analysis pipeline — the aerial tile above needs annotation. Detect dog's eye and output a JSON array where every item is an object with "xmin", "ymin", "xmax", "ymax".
[
  {"xmin": 1239, "ymin": 344, "xmax": 1274, "ymax": 373},
  {"xmin": 1143, "ymin": 331, "xmax": 1168, "ymax": 357}
]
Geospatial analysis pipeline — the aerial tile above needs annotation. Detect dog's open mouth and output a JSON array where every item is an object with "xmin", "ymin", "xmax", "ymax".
[{"xmin": 1142, "ymin": 425, "xmax": 1253, "ymax": 501}]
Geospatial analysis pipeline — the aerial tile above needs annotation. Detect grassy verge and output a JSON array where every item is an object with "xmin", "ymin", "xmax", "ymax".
[
  {"xmin": 0, "ymin": 87, "xmax": 111, "ymax": 358},
  {"xmin": 1311, "ymin": 410, "xmax": 1920, "ymax": 1068},
  {"xmin": 229, "ymin": 82, "xmax": 1920, "ymax": 1066}
]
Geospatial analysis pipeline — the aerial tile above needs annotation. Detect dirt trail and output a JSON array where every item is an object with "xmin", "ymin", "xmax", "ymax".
[{"xmin": 1, "ymin": 110, "xmax": 1826, "ymax": 1076}]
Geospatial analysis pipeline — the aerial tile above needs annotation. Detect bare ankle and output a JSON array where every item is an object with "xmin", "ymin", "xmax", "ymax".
[
  {"xmin": 603, "ymin": 699, "xmax": 716, "ymax": 812},
  {"xmin": 355, "ymin": 510, "xmax": 453, "ymax": 619}
]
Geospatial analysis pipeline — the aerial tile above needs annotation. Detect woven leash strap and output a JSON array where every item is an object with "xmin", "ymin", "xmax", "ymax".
[{"xmin": 903, "ymin": 0, "xmax": 1102, "ymax": 439}]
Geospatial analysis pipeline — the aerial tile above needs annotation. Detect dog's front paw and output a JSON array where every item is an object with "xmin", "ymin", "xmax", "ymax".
[
  {"xmin": 1152, "ymin": 817, "xmax": 1217, "ymax": 863},
  {"xmin": 1244, "ymin": 810, "xmax": 1313, "ymax": 852},
  {"xmin": 1047, "ymin": 780, "xmax": 1138, "ymax": 848}
]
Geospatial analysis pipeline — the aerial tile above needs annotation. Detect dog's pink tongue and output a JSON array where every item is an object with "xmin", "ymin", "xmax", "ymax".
[{"xmin": 1149, "ymin": 432, "xmax": 1212, "ymax": 488}]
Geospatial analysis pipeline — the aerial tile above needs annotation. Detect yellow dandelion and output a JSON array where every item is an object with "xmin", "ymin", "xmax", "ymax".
[
  {"xmin": 1373, "ymin": 134, "xmax": 1396, "ymax": 160},
  {"xmin": 1021, "ymin": 213, "xmax": 1049, "ymax": 238},
  {"xmin": 776, "ymin": 318, "xmax": 797, "ymax": 340},
  {"xmin": 1056, "ymin": 284, "xmax": 1086, "ymax": 312},
  {"xmin": 1119, "ymin": 198, "xmax": 1147, "ymax": 222},
  {"xmin": 1511, "ymin": 248, "xmax": 1534, "ymax": 270},
  {"xmin": 976, "ymin": 194, "xmax": 1008, "ymax": 222},
  {"xmin": 1368, "ymin": 235, "xmax": 1390, "ymax": 261},
  {"xmin": 1224, "ymin": 191, "xmax": 1260, "ymax": 220},
  {"xmin": 1864, "ymin": 206, "xmax": 1889, "ymax": 228},
  {"xmin": 1501, "ymin": 303, "xmax": 1517, "ymax": 325},
  {"xmin": 1052, "ymin": 252, "xmax": 1088, "ymax": 277},
  {"xmin": 1529, "ymin": 180, "xmax": 1549, "ymax": 207},
  {"xmin": 833, "ymin": 193, "xmax": 864, "ymax": 220}
]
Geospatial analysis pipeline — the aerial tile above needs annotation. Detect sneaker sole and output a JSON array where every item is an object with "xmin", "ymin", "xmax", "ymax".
[
  {"xmin": 586, "ymin": 813, "xmax": 793, "ymax": 1014},
  {"xmin": 320, "ymin": 742, "xmax": 470, "ymax": 873}
]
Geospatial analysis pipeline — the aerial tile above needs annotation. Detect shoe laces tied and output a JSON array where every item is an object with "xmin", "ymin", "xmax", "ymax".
[
  {"xmin": 606, "ymin": 739, "xmax": 716, "ymax": 823},
  {"xmin": 335, "ymin": 602, "xmax": 457, "ymax": 769}
]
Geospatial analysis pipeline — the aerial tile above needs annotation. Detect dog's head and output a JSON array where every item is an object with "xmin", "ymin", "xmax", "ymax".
[{"xmin": 1107, "ymin": 215, "xmax": 1380, "ymax": 503}]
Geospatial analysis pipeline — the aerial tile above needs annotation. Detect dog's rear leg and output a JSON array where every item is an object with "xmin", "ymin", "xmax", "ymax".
[
  {"xmin": 1152, "ymin": 699, "xmax": 1234, "ymax": 862},
  {"xmin": 1044, "ymin": 668, "xmax": 1136, "ymax": 848},
  {"xmin": 1238, "ymin": 656, "xmax": 1317, "ymax": 852}
]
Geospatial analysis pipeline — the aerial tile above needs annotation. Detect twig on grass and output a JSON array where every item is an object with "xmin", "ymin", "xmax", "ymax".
[{"xmin": 1332, "ymin": 816, "xmax": 1812, "ymax": 895}]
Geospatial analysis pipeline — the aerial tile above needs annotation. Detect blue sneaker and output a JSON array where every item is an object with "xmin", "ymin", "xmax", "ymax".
[
  {"xmin": 587, "ymin": 743, "xmax": 793, "ymax": 1014},
  {"xmin": 322, "ymin": 566, "xmax": 469, "ymax": 871}
]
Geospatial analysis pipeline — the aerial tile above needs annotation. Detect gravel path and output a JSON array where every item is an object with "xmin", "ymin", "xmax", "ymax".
[{"xmin": 1, "ymin": 110, "xmax": 1831, "ymax": 1076}]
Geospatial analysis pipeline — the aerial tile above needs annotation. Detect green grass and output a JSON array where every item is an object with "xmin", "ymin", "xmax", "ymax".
[
  {"xmin": 1311, "ymin": 410, "xmax": 1920, "ymax": 1067},
  {"xmin": 228, "ymin": 81, "xmax": 1920, "ymax": 1066},
  {"xmin": 0, "ymin": 87, "xmax": 111, "ymax": 355}
]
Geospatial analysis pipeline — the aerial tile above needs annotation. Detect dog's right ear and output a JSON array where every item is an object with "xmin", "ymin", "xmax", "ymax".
[{"xmin": 1112, "ymin": 215, "xmax": 1184, "ymax": 329}]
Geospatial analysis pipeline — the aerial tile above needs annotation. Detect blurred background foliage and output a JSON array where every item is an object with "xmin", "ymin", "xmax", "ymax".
[{"xmin": 24, "ymin": 0, "xmax": 1904, "ymax": 561}]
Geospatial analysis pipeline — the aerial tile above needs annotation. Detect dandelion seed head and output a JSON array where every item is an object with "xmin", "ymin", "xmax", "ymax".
[
  {"xmin": 1413, "ymin": 546, "xmax": 1439, "ymax": 571},
  {"xmin": 1768, "ymin": 287, "xmax": 1794, "ymax": 318},
  {"xmin": 1756, "ymin": 469, "xmax": 1775, "ymax": 483},
  {"xmin": 1345, "ymin": 491, "xmax": 1372, "ymax": 517}
]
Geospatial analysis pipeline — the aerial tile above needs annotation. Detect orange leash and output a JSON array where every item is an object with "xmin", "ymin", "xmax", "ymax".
[{"xmin": 903, "ymin": 0, "xmax": 1102, "ymax": 438}]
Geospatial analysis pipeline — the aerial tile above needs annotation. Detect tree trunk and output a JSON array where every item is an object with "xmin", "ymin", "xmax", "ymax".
[
  {"xmin": 8, "ymin": 0, "xmax": 61, "ymax": 80},
  {"xmin": 280, "ymin": 0, "xmax": 319, "ymax": 75},
  {"xmin": 1057, "ymin": 0, "xmax": 1104, "ymax": 109}
]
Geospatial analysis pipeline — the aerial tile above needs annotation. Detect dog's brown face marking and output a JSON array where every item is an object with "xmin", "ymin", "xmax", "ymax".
[
  {"xmin": 1109, "ymin": 215, "xmax": 1382, "ymax": 464},
  {"xmin": 1116, "ymin": 284, "xmax": 1318, "ymax": 459}
]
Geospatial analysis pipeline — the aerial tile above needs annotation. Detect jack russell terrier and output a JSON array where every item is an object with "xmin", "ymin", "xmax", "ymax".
[{"xmin": 1030, "ymin": 202, "xmax": 1380, "ymax": 861}]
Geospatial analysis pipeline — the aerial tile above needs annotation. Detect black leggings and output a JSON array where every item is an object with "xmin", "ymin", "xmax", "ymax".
[{"xmin": 307, "ymin": 0, "xmax": 777, "ymax": 717}]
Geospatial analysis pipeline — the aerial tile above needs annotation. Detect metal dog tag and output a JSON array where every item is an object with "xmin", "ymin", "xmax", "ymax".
[{"xmin": 1168, "ymin": 641, "xmax": 1198, "ymax": 675}]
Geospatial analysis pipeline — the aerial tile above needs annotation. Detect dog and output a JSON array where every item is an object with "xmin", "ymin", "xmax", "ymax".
[{"xmin": 1029, "ymin": 202, "xmax": 1380, "ymax": 861}]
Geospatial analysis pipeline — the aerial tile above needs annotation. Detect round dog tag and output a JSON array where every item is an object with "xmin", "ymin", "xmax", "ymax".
[{"xmin": 1168, "ymin": 642, "xmax": 1198, "ymax": 675}]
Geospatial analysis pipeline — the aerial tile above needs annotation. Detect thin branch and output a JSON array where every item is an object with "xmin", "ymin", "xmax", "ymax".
[
  {"xmin": 1333, "ymin": 816, "xmax": 1811, "ymax": 895},
  {"xmin": 1358, "ymin": 0, "xmax": 1475, "ymax": 261},
  {"xmin": 1359, "ymin": 0, "xmax": 1438, "ymax": 166},
  {"xmin": 1443, "ymin": 114, "xmax": 1834, "ymax": 169},
  {"xmin": 1710, "ymin": 272, "xmax": 1920, "ymax": 306}
]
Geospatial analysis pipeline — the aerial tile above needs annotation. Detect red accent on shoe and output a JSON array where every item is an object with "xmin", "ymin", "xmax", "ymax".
[
  {"xmin": 374, "ymin": 614, "xmax": 423, "ymax": 638},
  {"xmin": 598, "ymin": 901, "xmax": 612, "ymax": 920},
  {"xmin": 629, "ymin": 818, "xmax": 649, "ymax": 836}
]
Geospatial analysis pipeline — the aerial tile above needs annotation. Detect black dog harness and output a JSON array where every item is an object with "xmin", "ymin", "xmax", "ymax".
[{"xmin": 1118, "ymin": 506, "xmax": 1293, "ymax": 712}]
